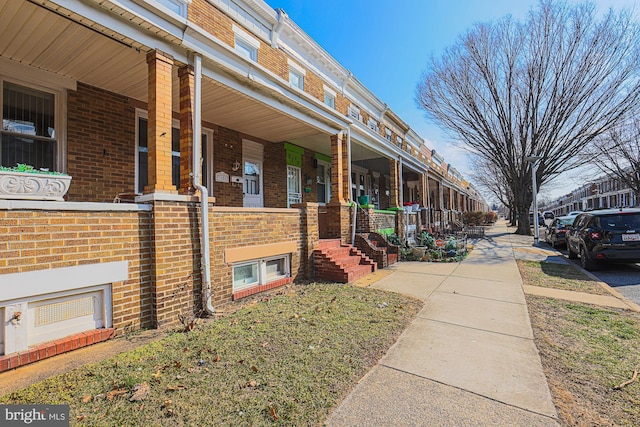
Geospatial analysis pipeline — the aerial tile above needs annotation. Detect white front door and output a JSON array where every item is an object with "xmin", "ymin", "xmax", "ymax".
[{"xmin": 243, "ymin": 140, "xmax": 263, "ymax": 207}]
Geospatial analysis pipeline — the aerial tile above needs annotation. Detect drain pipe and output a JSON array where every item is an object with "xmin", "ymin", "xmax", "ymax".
[
  {"xmin": 193, "ymin": 54, "xmax": 215, "ymax": 315},
  {"xmin": 347, "ymin": 127, "xmax": 357, "ymax": 246}
]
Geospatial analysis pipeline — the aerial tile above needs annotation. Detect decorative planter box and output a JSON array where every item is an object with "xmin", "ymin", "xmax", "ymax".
[{"xmin": 0, "ymin": 171, "xmax": 72, "ymax": 201}]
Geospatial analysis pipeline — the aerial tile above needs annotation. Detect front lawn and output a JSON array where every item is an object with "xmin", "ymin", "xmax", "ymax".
[{"xmin": 1, "ymin": 283, "xmax": 421, "ymax": 426}]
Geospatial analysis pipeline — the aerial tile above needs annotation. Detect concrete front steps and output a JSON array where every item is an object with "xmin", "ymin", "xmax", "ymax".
[{"xmin": 314, "ymin": 239, "xmax": 377, "ymax": 283}]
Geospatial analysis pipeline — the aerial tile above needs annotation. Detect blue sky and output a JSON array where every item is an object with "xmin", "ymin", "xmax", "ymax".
[{"xmin": 263, "ymin": 0, "xmax": 639, "ymax": 201}]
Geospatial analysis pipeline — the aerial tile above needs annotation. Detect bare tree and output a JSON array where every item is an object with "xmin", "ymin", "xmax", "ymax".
[
  {"xmin": 469, "ymin": 156, "xmax": 516, "ymax": 223},
  {"xmin": 587, "ymin": 118, "xmax": 640, "ymax": 206},
  {"xmin": 416, "ymin": 0, "xmax": 640, "ymax": 234}
]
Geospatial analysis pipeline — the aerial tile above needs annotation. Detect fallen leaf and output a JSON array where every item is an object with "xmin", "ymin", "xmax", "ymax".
[
  {"xmin": 187, "ymin": 367, "xmax": 198, "ymax": 373},
  {"xmin": 183, "ymin": 347, "xmax": 190, "ymax": 352},
  {"xmin": 248, "ymin": 380, "xmax": 257, "ymax": 387},
  {"xmin": 162, "ymin": 399, "xmax": 172, "ymax": 408},
  {"xmin": 238, "ymin": 359, "xmax": 244, "ymax": 364},
  {"xmin": 106, "ymin": 389, "xmax": 127, "ymax": 401},
  {"xmin": 269, "ymin": 405, "xmax": 278, "ymax": 421},
  {"xmin": 130, "ymin": 382, "xmax": 150, "ymax": 402},
  {"xmin": 174, "ymin": 361, "xmax": 182, "ymax": 368},
  {"xmin": 331, "ymin": 296, "xmax": 337, "ymax": 303},
  {"xmin": 76, "ymin": 415, "xmax": 87, "ymax": 421},
  {"xmin": 213, "ymin": 354, "xmax": 220, "ymax": 363},
  {"xmin": 294, "ymin": 313, "xmax": 300, "ymax": 319},
  {"xmin": 166, "ymin": 384, "xmax": 186, "ymax": 392},
  {"xmin": 139, "ymin": 404, "xmax": 144, "ymax": 411},
  {"xmin": 260, "ymin": 342, "xmax": 268, "ymax": 348},
  {"xmin": 152, "ymin": 371, "xmax": 162, "ymax": 379},
  {"xmin": 251, "ymin": 365, "xmax": 259, "ymax": 373},
  {"xmin": 81, "ymin": 395, "xmax": 92, "ymax": 403}
]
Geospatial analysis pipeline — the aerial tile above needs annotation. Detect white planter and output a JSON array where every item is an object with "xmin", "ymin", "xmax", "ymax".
[
  {"xmin": 412, "ymin": 204, "xmax": 420, "ymax": 211},
  {"xmin": 0, "ymin": 171, "xmax": 72, "ymax": 201}
]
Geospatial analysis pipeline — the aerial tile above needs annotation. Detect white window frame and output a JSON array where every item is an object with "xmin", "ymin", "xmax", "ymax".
[
  {"xmin": 287, "ymin": 164, "xmax": 302, "ymax": 207},
  {"xmin": 316, "ymin": 159, "xmax": 331, "ymax": 205},
  {"xmin": 397, "ymin": 136, "xmax": 403, "ymax": 148},
  {"xmin": 385, "ymin": 129, "xmax": 392, "ymax": 141},
  {"xmin": 367, "ymin": 118, "xmax": 379, "ymax": 132},
  {"xmin": 1, "ymin": 75, "xmax": 67, "ymax": 173},
  {"xmin": 287, "ymin": 59, "xmax": 306, "ymax": 90},
  {"xmin": 232, "ymin": 255, "xmax": 291, "ymax": 292},
  {"xmin": 323, "ymin": 85, "xmax": 336, "ymax": 109},
  {"xmin": 147, "ymin": 0, "xmax": 189, "ymax": 17},
  {"xmin": 135, "ymin": 109, "xmax": 213, "ymax": 193},
  {"xmin": 348, "ymin": 105, "xmax": 362, "ymax": 122},
  {"xmin": 233, "ymin": 24, "xmax": 260, "ymax": 61}
]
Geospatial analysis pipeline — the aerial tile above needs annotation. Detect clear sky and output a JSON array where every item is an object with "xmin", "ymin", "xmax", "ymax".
[{"xmin": 263, "ymin": 0, "xmax": 639, "ymax": 202}]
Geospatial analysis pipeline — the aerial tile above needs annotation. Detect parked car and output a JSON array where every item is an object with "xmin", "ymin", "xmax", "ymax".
[
  {"xmin": 566, "ymin": 208, "xmax": 640, "ymax": 270},
  {"xmin": 568, "ymin": 210, "xmax": 583, "ymax": 216},
  {"xmin": 544, "ymin": 215, "xmax": 576, "ymax": 248},
  {"xmin": 529, "ymin": 212, "xmax": 545, "ymax": 227},
  {"xmin": 542, "ymin": 211, "xmax": 555, "ymax": 227}
]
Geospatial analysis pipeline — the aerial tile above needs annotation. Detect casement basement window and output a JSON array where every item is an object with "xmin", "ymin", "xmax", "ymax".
[{"xmin": 233, "ymin": 255, "xmax": 290, "ymax": 292}]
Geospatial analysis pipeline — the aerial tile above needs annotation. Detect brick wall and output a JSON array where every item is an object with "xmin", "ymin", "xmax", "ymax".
[
  {"xmin": 67, "ymin": 83, "xmax": 136, "ymax": 202},
  {"xmin": 149, "ymin": 201, "xmax": 202, "ymax": 329},
  {"xmin": 0, "ymin": 209, "xmax": 153, "ymax": 332},
  {"xmin": 208, "ymin": 208, "xmax": 303, "ymax": 306},
  {"xmin": 212, "ymin": 126, "xmax": 243, "ymax": 207},
  {"xmin": 263, "ymin": 142, "xmax": 288, "ymax": 208}
]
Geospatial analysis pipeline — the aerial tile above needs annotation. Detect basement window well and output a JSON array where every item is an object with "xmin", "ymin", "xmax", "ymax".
[
  {"xmin": 233, "ymin": 255, "xmax": 290, "ymax": 292},
  {"xmin": 0, "ymin": 261, "xmax": 126, "ymax": 355}
]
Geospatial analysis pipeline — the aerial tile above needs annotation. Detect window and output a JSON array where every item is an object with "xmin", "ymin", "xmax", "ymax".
[
  {"xmin": 136, "ymin": 113, "xmax": 180, "ymax": 193},
  {"xmin": 153, "ymin": 0, "xmax": 189, "ymax": 16},
  {"xmin": 288, "ymin": 59, "xmax": 306, "ymax": 90},
  {"xmin": 233, "ymin": 25, "xmax": 260, "ymax": 62},
  {"xmin": 2, "ymin": 81, "xmax": 57, "ymax": 170},
  {"xmin": 348, "ymin": 105, "xmax": 361, "ymax": 122},
  {"xmin": 385, "ymin": 129, "xmax": 392, "ymax": 141},
  {"xmin": 233, "ymin": 255, "xmax": 290, "ymax": 292},
  {"xmin": 316, "ymin": 160, "xmax": 331, "ymax": 204},
  {"xmin": 397, "ymin": 136, "xmax": 403, "ymax": 148},
  {"xmin": 323, "ymin": 85, "xmax": 336, "ymax": 109},
  {"xmin": 289, "ymin": 70, "xmax": 304, "ymax": 90},
  {"xmin": 367, "ymin": 118, "xmax": 379, "ymax": 132},
  {"xmin": 136, "ymin": 111, "xmax": 212, "ymax": 193}
]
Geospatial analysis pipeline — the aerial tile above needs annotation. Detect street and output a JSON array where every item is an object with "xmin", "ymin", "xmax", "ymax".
[{"xmin": 551, "ymin": 243, "xmax": 640, "ymax": 306}]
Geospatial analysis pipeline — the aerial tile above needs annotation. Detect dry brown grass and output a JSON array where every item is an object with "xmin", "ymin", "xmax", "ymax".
[{"xmin": 518, "ymin": 260, "xmax": 610, "ymax": 295}]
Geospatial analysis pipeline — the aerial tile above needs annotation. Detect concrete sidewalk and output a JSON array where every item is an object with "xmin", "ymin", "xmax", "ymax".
[{"xmin": 327, "ymin": 223, "xmax": 560, "ymax": 426}]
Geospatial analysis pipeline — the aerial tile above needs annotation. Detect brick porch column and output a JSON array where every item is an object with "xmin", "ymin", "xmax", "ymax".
[
  {"xmin": 388, "ymin": 159, "xmax": 400, "ymax": 208},
  {"xmin": 145, "ymin": 50, "xmax": 176, "ymax": 194},
  {"xmin": 329, "ymin": 132, "xmax": 348, "ymax": 204},
  {"xmin": 178, "ymin": 65, "xmax": 195, "ymax": 195}
]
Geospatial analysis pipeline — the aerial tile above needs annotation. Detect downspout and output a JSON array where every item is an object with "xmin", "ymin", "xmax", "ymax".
[{"xmin": 193, "ymin": 53, "xmax": 215, "ymax": 315}]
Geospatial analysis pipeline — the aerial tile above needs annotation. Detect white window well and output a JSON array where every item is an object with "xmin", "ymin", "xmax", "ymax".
[{"xmin": 232, "ymin": 255, "xmax": 290, "ymax": 292}]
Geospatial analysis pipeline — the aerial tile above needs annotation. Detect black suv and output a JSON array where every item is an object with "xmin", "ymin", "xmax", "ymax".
[{"xmin": 566, "ymin": 208, "xmax": 640, "ymax": 270}]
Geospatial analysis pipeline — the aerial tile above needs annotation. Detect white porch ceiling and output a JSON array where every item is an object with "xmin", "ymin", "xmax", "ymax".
[{"xmin": 1, "ymin": 0, "xmax": 331, "ymax": 146}]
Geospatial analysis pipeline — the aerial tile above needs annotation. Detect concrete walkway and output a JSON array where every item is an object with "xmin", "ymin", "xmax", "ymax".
[{"xmin": 327, "ymin": 223, "xmax": 560, "ymax": 426}]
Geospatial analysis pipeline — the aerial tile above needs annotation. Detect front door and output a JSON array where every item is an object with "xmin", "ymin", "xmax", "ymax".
[
  {"xmin": 243, "ymin": 140, "xmax": 263, "ymax": 207},
  {"xmin": 287, "ymin": 165, "xmax": 301, "ymax": 207}
]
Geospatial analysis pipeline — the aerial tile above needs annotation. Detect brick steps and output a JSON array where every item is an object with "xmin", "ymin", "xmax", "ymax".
[{"xmin": 314, "ymin": 239, "xmax": 377, "ymax": 284}]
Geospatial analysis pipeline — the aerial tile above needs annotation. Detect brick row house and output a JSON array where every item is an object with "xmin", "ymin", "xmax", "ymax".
[{"xmin": 0, "ymin": 0, "xmax": 487, "ymax": 370}]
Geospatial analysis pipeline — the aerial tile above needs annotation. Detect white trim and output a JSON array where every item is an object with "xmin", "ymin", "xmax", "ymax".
[
  {"xmin": 233, "ymin": 24, "xmax": 261, "ymax": 49},
  {"xmin": 232, "ymin": 254, "xmax": 290, "ymax": 292},
  {"xmin": 323, "ymin": 85, "xmax": 337, "ymax": 97},
  {"xmin": 287, "ymin": 58, "xmax": 307, "ymax": 76},
  {"xmin": 0, "ymin": 261, "xmax": 127, "ymax": 303},
  {"xmin": 0, "ymin": 57, "xmax": 76, "ymax": 91},
  {"xmin": 0, "ymin": 200, "xmax": 152, "ymax": 211},
  {"xmin": 1, "ymin": 76, "xmax": 68, "ymax": 174}
]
